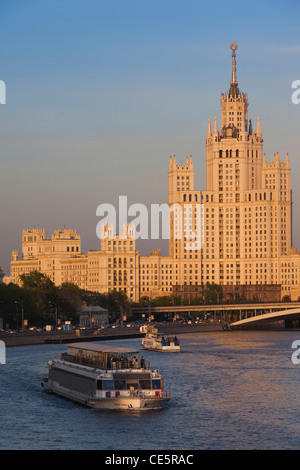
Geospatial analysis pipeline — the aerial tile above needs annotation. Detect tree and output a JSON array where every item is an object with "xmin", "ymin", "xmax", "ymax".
[
  {"xmin": 19, "ymin": 271, "xmax": 55, "ymax": 291},
  {"xmin": 19, "ymin": 271, "xmax": 57, "ymax": 325},
  {"xmin": 0, "ymin": 282, "xmax": 45, "ymax": 328},
  {"xmin": 56, "ymin": 283, "xmax": 83, "ymax": 323},
  {"xmin": 106, "ymin": 290, "xmax": 130, "ymax": 322},
  {"xmin": 203, "ymin": 282, "xmax": 223, "ymax": 304}
]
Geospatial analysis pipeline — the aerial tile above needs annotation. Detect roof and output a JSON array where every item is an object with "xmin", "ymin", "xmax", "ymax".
[
  {"xmin": 55, "ymin": 362, "xmax": 100, "ymax": 379},
  {"xmin": 67, "ymin": 342, "xmax": 139, "ymax": 354},
  {"xmin": 79, "ymin": 306, "xmax": 108, "ymax": 313}
]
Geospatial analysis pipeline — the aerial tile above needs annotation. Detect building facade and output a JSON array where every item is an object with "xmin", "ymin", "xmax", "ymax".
[
  {"xmin": 167, "ymin": 42, "xmax": 300, "ymax": 301},
  {"xmin": 6, "ymin": 225, "xmax": 140, "ymax": 302},
  {"xmin": 5, "ymin": 43, "xmax": 300, "ymax": 301}
]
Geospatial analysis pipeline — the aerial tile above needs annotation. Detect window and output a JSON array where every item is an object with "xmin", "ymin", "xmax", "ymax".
[{"xmin": 101, "ymin": 380, "xmax": 114, "ymax": 390}]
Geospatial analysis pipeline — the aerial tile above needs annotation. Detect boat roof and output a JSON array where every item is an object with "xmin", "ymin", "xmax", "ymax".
[{"xmin": 67, "ymin": 342, "xmax": 139, "ymax": 354}]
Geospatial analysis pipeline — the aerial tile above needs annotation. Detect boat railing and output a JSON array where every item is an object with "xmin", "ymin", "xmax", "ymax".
[
  {"xmin": 60, "ymin": 352, "xmax": 140, "ymax": 370},
  {"xmin": 161, "ymin": 337, "xmax": 180, "ymax": 346},
  {"xmin": 132, "ymin": 389, "xmax": 171, "ymax": 399}
]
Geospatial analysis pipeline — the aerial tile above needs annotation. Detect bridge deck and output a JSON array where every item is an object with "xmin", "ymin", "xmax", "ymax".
[{"xmin": 132, "ymin": 302, "xmax": 300, "ymax": 314}]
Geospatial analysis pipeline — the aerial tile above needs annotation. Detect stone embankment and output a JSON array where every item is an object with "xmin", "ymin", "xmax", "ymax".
[{"xmin": 0, "ymin": 321, "xmax": 224, "ymax": 347}]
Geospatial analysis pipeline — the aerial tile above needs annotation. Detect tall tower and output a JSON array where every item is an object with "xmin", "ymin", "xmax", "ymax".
[
  {"xmin": 204, "ymin": 42, "xmax": 293, "ymax": 292},
  {"xmin": 206, "ymin": 42, "xmax": 263, "ymax": 197}
]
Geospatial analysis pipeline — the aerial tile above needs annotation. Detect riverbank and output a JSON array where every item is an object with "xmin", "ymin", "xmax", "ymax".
[{"xmin": 0, "ymin": 321, "xmax": 224, "ymax": 347}]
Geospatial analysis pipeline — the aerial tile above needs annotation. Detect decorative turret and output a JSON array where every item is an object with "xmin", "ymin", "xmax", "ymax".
[
  {"xmin": 285, "ymin": 152, "xmax": 290, "ymax": 168},
  {"xmin": 212, "ymin": 116, "xmax": 219, "ymax": 141},
  {"xmin": 262, "ymin": 153, "xmax": 267, "ymax": 168},
  {"xmin": 206, "ymin": 118, "xmax": 212, "ymax": 139},
  {"xmin": 255, "ymin": 116, "xmax": 262, "ymax": 138},
  {"xmin": 213, "ymin": 116, "xmax": 218, "ymax": 134},
  {"xmin": 168, "ymin": 154, "xmax": 195, "ymax": 205}
]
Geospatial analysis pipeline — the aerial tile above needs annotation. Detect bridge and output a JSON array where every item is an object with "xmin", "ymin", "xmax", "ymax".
[
  {"xmin": 131, "ymin": 302, "xmax": 300, "ymax": 328},
  {"xmin": 230, "ymin": 306, "xmax": 300, "ymax": 328}
]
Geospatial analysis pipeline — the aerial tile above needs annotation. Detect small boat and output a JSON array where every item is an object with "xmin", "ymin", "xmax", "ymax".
[
  {"xmin": 41, "ymin": 342, "xmax": 170, "ymax": 410},
  {"xmin": 140, "ymin": 324, "xmax": 181, "ymax": 352}
]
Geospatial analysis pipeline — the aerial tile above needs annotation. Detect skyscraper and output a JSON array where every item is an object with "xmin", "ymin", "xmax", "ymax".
[{"xmin": 170, "ymin": 42, "xmax": 298, "ymax": 301}]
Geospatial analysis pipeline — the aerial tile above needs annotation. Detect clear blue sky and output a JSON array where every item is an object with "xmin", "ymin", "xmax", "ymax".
[{"xmin": 0, "ymin": 0, "xmax": 300, "ymax": 274}]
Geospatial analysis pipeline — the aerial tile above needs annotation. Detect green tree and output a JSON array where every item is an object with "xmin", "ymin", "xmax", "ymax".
[
  {"xmin": 0, "ymin": 282, "xmax": 44, "ymax": 328},
  {"xmin": 19, "ymin": 271, "xmax": 57, "ymax": 325},
  {"xmin": 19, "ymin": 270, "xmax": 55, "ymax": 291},
  {"xmin": 56, "ymin": 283, "xmax": 83, "ymax": 323},
  {"xmin": 203, "ymin": 282, "xmax": 223, "ymax": 304}
]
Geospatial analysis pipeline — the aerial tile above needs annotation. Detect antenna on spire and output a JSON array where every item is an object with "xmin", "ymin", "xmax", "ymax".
[{"xmin": 230, "ymin": 42, "xmax": 238, "ymax": 86}]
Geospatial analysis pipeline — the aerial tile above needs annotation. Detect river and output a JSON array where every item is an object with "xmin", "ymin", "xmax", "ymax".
[{"xmin": 1, "ymin": 330, "xmax": 300, "ymax": 450}]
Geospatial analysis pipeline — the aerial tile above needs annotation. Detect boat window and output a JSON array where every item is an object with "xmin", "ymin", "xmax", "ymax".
[
  {"xmin": 96, "ymin": 380, "xmax": 103, "ymax": 390},
  {"xmin": 126, "ymin": 379, "xmax": 139, "ymax": 390},
  {"xmin": 102, "ymin": 380, "xmax": 114, "ymax": 390},
  {"xmin": 127, "ymin": 383, "xmax": 139, "ymax": 390},
  {"xmin": 152, "ymin": 379, "xmax": 162, "ymax": 390},
  {"xmin": 137, "ymin": 373, "xmax": 151, "ymax": 380},
  {"xmin": 114, "ymin": 379, "xmax": 126, "ymax": 390},
  {"xmin": 139, "ymin": 380, "xmax": 151, "ymax": 389}
]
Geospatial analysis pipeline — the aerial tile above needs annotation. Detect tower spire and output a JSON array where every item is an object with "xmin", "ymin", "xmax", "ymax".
[
  {"xmin": 228, "ymin": 42, "xmax": 240, "ymax": 98},
  {"xmin": 230, "ymin": 41, "xmax": 238, "ymax": 86}
]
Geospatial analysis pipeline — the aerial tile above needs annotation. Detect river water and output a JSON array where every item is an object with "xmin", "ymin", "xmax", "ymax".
[{"xmin": 1, "ymin": 330, "xmax": 300, "ymax": 450}]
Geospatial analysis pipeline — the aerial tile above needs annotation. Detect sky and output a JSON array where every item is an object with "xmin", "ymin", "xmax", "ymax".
[{"xmin": 0, "ymin": 0, "xmax": 299, "ymax": 275}]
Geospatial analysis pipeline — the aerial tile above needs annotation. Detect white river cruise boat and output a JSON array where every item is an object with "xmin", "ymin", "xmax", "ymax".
[
  {"xmin": 41, "ymin": 342, "xmax": 170, "ymax": 410},
  {"xmin": 140, "ymin": 325, "xmax": 181, "ymax": 352}
]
